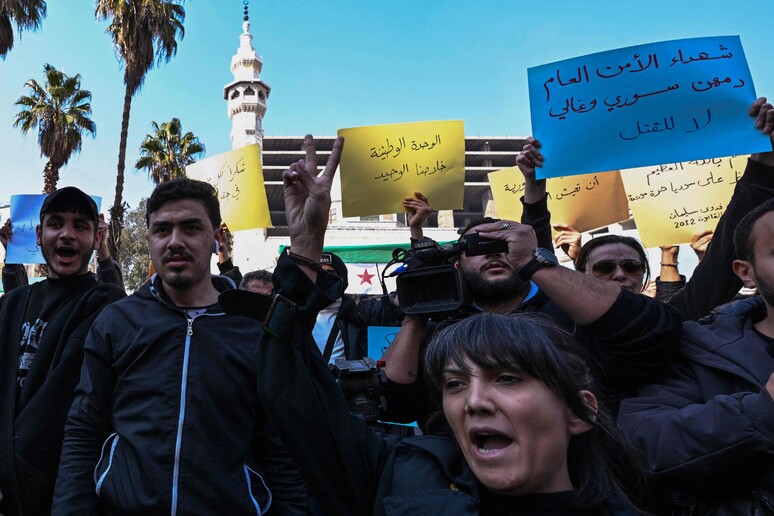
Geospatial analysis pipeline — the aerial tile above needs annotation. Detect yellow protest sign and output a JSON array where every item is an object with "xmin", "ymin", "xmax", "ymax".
[
  {"xmin": 621, "ymin": 156, "xmax": 748, "ymax": 247},
  {"xmin": 185, "ymin": 143, "xmax": 271, "ymax": 231},
  {"xmin": 488, "ymin": 167, "xmax": 629, "ymax": 233},
  {"xmin": 337, "ymin": 120, "xmax": 465, "ymax": 217}
]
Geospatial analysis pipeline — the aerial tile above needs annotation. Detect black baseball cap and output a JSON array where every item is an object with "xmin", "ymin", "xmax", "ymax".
[
  {"xmin": 320, "ymin": 252, "xmax": 348, "ymax": 291},
  {"xmin": 39, "ymin": 187, "xmax": 99, "ymax": 224}
]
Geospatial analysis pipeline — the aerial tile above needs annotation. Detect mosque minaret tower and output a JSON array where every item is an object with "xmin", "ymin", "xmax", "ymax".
[{"xmin": 223, "ymin": 0, "xmax": 270, "ymax": 150}]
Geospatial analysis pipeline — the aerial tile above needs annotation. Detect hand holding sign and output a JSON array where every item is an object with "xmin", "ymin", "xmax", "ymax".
[
  {"xmin": 750, "ymin": 97, "xmax": 774, "ymax": 164},
  {"xmin": 516, "ymin": 137, "xmax": 547, "ymax": 204},
  {"xmin": 528, "ymin": 36, "xmax": 771, "ymax": 178},
  {"xmin": 0, "ymin": 219, "xmax": 11, "ymax": 250},
  {"xmin": 338, "ymin": 120, "xmax": 465, "ymax": 217}
]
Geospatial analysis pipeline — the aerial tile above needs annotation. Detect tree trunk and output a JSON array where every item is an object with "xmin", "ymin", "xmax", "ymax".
[
  {"xmin": 43, "ymin": 160, "xmax": 60, "ymax": 194},
  {"xmin": 108, "ymin": 85, "xmax": 134, "ymax": 263}
]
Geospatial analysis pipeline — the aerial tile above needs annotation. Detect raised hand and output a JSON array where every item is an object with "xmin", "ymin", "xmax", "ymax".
[
  {"xmin": 689, "ymin": 229, "xmax": 713, "ymax": 261},
  {"xmin": 516, "ymin": 137, "xmax": 544, "ymax": 181},
  {"xmin": 283, "ymin": 134, "xmax": 344, "ymax": 260},
  {"xmin": 403, "ymin": 191, "xmax": 433, "ymax": 240},
  {"xmin": 0, "ymin": 219, "xmax": 12, "ymax": 251},
  {"xmin": 552, "ymin": 224, "xmax": 582, "ymax": 261}
]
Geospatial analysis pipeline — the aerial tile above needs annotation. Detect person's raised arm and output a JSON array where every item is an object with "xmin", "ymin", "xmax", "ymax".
[
  {"xmin": 402, "ymin": 191, "xmax": 433, "ymax": 241},
  {"xmin": 283, "ymin": 134, "xmax": 343, "ymax": 280},
  {"xmin": 1, "ymin": 218, "xmax": 28, "ymax": 293},
  {"xmin": 477, "ymin": 220, "xmax": 681, "ymax": 388},
  {"xmin": 517, "ymin": 137, "xmax": 547, "ymax": 204},
  {"xmin": 668, "ymin": 97, "xmax": 774, "ymax": 321},
  {"xmin": 553, "ymin": 224, "xmax": 582, "ymax": 262},
  {"xmin": 517, "ymin": 137, "xmax": 554, "ymax": 252},
  {"xmin": 750, "ymin": 96, "xmax": 774, "ymax": 166},
  {"xmin": 254, "ymin": 134, "xmax": 394, "ymax": 515},
  {"xmin": 689, "ymin": 230, "xmax": 713, "ymax": 262},
  {"xmin": 476, "ymin": 220, "xmax": 620, "ymax": 325}
]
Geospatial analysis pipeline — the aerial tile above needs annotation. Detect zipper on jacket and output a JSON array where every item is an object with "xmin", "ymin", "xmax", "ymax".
[{"xmin": 170, "ymin": 316, "xmax": 195, "ymax": 516}]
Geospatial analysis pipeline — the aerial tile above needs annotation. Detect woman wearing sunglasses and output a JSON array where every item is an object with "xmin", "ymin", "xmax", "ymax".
[
  {"xmin": 572, "ymin": 236, "xmax": 650, "ymax": 294},
  {"xmin": 517, "ymin": 97, "xmax": 774, "ymax": 322}
]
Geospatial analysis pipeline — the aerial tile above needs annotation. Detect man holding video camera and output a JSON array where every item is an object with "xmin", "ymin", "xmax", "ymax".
[{"xmin": 380, "ymin": 216, "xmax": 682, "ymax": 425}]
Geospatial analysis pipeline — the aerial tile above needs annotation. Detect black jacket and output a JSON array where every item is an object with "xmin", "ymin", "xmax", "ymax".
[
  {"xmin": 0, "ymin": 275, "xmax": 125, "ymax": 516},
  {"xmin": 255, "ymin": 264, "xmax": 640, "ymax": 515},
  {"xmin": 618, "ymin": 296, "xmax": 774, "ymax": 513},
  {"xmin": 522, "ymin": 158, "xmax": 774, "ymax": 322},
  {"xmin": 380, "ymin": 287, "xmax": 682, "ymax": 425},
  {"xmin": 52, "ymin": 271, "xmax": 314, "ymax": 515}
]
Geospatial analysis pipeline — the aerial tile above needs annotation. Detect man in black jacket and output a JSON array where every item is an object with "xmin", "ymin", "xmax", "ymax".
[
  {"xmin": 312, "ymin": 252, "xmax": 366, "ymax": 363},
  {"xmin": 380, "ymin": 215, "xmax": 682, "ymax": 425},
  {"xmin": 0, "ymin": 187, "xmax": 125, "ymax": 516},
  {"xmin": 618, "ymin": 108, "xmax": 774, "ymax": 513},
  {"xmin": 53, "ymin": 136, "xmax": 343, "ymax": 515}
]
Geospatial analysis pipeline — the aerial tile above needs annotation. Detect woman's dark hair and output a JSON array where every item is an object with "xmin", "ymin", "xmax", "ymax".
[
  {"xmin": 573, "ymin": 234, "xmax": 650, "ymax": 291},
  {"xmin": 424, "ymin": 312, "xmax": 648, "ymax": 512}
]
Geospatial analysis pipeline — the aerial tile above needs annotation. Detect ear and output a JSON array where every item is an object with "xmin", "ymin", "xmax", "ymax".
[
  {"xmin": 35, "ymin": 224, "xmax": 42, "ymax": 247},
  {"xmin": 733, "ymin": 259, "xmax": 757, "ymax": 289},
  {"xmin": 567, "ymin": 390, "xmax": 597, "ymax": 436},
  {"xmin": 94, "ymin": 224, "xmax": 104, "ymax": 251}
]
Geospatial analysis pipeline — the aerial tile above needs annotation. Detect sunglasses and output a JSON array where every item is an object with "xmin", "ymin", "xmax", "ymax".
[{"xmin": 590, "ymin": 260, "xmax": 646, "ymax": 276}]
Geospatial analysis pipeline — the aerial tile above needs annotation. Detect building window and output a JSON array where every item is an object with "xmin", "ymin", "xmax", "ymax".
[
  {"xmin": 245, "ymin": 87, "xmax": 255, "ymax": 96},
  {"xmin": 230, "ymin": 90, "xmax": 240, "ymax": 100}
]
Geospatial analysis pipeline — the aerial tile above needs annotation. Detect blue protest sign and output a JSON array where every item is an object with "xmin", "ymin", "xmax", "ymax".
[
  {"xmin": 367, "ymin": 326, "xmax": 400, "ymax": 360},
  {"xmin": 7, "ymin": 193, "xmax": 102, "ymax": 265},
  {"xmin": 528, "ymin": 36, "xmax": 771, "ymax": 179}
]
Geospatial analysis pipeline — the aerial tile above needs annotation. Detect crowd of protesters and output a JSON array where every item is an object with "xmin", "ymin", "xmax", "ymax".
[{"xmin": 0, "ymin": 97, "xmax": 772, "ymax": 515}]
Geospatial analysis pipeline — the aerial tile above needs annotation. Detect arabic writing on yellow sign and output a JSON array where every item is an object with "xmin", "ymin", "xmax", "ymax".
[
  {"xmin": 185, "ymin": 143, "xmax": 271, "ymax": 231},
  {"xmin": 621, "ymin": 155, "xmax": 748, "ymax": 247},
  {"xmin": 338, "ymin": 120, "xmax": 465, "ymax": 217},
  {"xmin": 488, "ymin": 167, "xmax": 629, "ymax": 233}
]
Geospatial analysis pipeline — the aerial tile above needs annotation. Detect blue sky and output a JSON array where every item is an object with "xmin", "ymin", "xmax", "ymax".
[{"xmin": 1, "ymin": 0, "xmax": 772, "ymax": 211}]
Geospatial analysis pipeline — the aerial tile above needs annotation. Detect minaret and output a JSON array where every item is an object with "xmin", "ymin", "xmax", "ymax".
[{"xmin": 223, "ymin": 0, "xmax": 270, "ymax": 150}]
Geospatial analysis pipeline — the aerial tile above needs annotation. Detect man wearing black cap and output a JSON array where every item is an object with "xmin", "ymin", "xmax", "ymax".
[
  {"xmin": 313, "ymin": 252, "xmax": 366, "ymax": 363},
  {"xmin": 0, "ymin": 186, "xmax": 125, "ymax": 516}
]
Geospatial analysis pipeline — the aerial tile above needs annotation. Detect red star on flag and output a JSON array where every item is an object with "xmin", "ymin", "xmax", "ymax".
[{"xmin": 358, "ymin": 268, "xmax": 375, "ymax": 285}]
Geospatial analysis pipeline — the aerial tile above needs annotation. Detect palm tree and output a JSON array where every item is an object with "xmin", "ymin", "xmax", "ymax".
[
  {"xmin": 13, "ymin": 64, "xmax": 97, "ymax": 193},
  {"xmin": 135, "ymin": 117, "xmax": 205, "ymax": 184},
  {"xmin": 96, "ymin": 0, "xmax": 185, "ymax": 261},
  {"xmin": 0, "ymin": 0, "xmax": 46, "ymax": 57}
]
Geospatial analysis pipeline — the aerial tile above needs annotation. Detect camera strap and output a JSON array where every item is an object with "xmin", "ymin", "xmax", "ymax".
[{"xmin": 322, "ymin": 314, "xmax": 342, "ymax": 363}]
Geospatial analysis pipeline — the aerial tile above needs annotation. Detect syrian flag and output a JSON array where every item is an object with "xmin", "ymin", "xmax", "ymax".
[{"xmin": 346, "ymin": 263, "xmax": 397, "ymax": 295}]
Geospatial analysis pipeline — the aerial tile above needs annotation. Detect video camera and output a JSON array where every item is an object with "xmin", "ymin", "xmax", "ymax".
[
  {"xmin": 332, "ymin": 357, "xmax": 387, "ymax": 424},
  {"xmin": 391, "ymin": 234, "xmax": 508, "ymax": 316}
]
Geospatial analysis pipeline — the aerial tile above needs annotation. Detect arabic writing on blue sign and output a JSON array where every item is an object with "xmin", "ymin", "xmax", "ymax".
[
  {"xmin": 7, "ymin": 194, "xmax": 101, "ymax": 265},
  {"xmin": 528, "ymin": 36, "xmax": 771, "ymax": 179},
  {"xmin": 367, "ymin": 326, "xmax": 399, "ymax": 360}
]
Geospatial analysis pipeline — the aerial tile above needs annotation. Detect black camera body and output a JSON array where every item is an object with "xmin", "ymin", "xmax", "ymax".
[
  {"xmin": 395, "ymin": 234, "xmax": 508, "ymax": 316},
  {"xmin": 333, "ymin": 357, "xmax": 387, "ymax": 424}
]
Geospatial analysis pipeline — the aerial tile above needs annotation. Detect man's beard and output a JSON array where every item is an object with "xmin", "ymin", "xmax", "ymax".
[
  {"xmin": 459, "ymin": 263, "xmax": 527, "ymax": 305},
  {"xmin": 753, "ymin": 271, "xmax": 774, "ymax": 307}
]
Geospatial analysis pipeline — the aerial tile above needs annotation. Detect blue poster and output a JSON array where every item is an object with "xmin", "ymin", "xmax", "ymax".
[
  {"xmin": 7, "ymin": 193, "xmax": 101, "ymax": 265},
  {"xmin": 528, "ymin": 36, "xmax": 771, "ymax": 179},
  {"xmin": 367, "ymin": 326, "xmax": 400, "ymax": 360}
]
